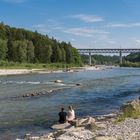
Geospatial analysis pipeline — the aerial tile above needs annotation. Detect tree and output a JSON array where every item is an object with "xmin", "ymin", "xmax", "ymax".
[
  {"xmin": 60, "ymin": 46, "xmax": 66, "ymax": 62},
  {"xmin": 51, "ymin": 42, "xmax": 62, "ymax": 63},
  {"xmin": 7, "ymin": 36, "xmax": 14, "ymax": 61},
  {"xmin": 27, "ymin": 41, "xmax": 35, "ymax": 63},
  {"xmin": 63, "ymin": 42, "xmax": 73, "ymax": 63},
  {"xmin": 0, "ymin": 23, "xmax": 7, "ymax": 39},
  {"xmin": 71, "ymin": 47, "xmax": 81, "ymax": 64},
  {"xmin": 0, "ymin": 39, "xmax": 7, "ymax": 60},
  {"xmin": 12, "ymin": 41, "xmax": 27, "ymax": 63}
]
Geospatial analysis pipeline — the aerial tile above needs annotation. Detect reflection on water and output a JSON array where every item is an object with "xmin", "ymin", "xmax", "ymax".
[{"xmin": 0, "ymin": 67, "xmax": 140, "ymax": 138}]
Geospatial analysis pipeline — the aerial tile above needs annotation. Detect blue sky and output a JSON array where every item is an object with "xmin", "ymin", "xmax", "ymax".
[{"xmin": 0, "ymin": 0, "xmax": 140, "ymax": 49}]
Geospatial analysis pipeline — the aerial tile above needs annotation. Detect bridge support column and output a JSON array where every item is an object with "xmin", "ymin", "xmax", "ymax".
[
  {"xmin": 119, "ymin": 50, "xmax": 122, "ymax": 65},
  {"xmin": 89, "ymin": 52, "xmax": 91, "ymax": 66}
]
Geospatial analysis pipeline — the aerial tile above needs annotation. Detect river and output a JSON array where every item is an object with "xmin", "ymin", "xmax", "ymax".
[{"xmin": 0, "ymin": 67, "xmax": 140, "ymax": 139}]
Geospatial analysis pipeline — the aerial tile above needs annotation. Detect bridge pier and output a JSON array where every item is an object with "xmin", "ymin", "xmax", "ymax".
[
  {"xmin": 119, "ymin": 50, "xmax": 122, "ymax": 65},
  {"xmin": 89, "ymin": 52, "xmax": 91, "ymax": 66}
]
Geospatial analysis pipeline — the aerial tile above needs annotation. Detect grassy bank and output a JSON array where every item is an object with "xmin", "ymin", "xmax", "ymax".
[
  {"xmin": 120, "ymin": 61, "xmax": 140, "ymax": 67},
  {"xmin": 0, "ymin": 61, "xmax": 82, "ymax": 70},
  {"xmin": 116, "ymin": 99, "xmax": 140, "ymax": 122}
]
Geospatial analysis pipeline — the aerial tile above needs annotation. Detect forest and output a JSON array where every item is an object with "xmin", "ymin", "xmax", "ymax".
[{"xmin": 0, "ymin": 22, "xmax": 81, "ymax": 68}]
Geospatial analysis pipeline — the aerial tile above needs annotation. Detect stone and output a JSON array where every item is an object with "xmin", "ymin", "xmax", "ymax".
[
  {"xmin": 54, "ymin": 80, "xmax": 63, "ymax": 83},
  {"xmin": 76, "ymin": 83, "xmax": 81, "ymax": 86},
  {"xmin": 95, "ymin": 122, "xmax": 107, "ymax": 128},
  {"xmin": 51, "ymin": 122, "xmax": 73, "ymax": 130}
]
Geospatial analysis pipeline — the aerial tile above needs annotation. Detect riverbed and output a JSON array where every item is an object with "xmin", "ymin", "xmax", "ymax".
[{"xmin": 0, "ymin": 67, "xmax": 140, "ymax": 139}]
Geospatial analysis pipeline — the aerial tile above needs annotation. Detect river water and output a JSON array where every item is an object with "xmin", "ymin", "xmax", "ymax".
[{"xmin": 0, "ymin": 67, "xmax": 140, "ymax": 139}]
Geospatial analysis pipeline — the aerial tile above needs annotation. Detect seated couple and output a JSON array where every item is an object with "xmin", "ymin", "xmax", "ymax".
[{"xmin": 58, "ymin": 106, "xmax": 75, "ymax": 124}]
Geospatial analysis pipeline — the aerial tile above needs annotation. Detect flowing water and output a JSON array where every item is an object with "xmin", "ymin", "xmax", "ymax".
[{"xmin": 0, "ymin": 67, "xmax": 140, "ymax": 139}]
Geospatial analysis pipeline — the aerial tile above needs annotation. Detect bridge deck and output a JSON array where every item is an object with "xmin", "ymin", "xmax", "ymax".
[{"xmin": 77, "ymin": 48, "xmax": 140, "ymax": 53}]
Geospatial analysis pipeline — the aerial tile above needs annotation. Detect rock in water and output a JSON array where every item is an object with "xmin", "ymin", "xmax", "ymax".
[{"xmin": 54, "ymin": 80, "xmax": 63, "ymax": 83}]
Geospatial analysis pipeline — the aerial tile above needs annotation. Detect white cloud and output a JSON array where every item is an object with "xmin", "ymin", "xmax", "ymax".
[
  {"xmin": 63, "ymin": 27, "xmax": 109, "ymax": 37},
  {"xmin": 106, "ymin": 22, "xmax": 140, "ymax": 28},
  {"xmin": 136, "ymin": 40, "xmax": 140, "ymax": 45},
  {"xmin": 71, "ymin": 38, "xmax": 76, "ymax": 42},
  {"xmin": 32, "ymin": 21, "xmax": 64, "ymax": 34},
  {"xmin": 68, "ymin": 14, "xmax": 103, "ymax": 23},
  {"xmin": 33, "ymin": 24, "xmax": 45, "ymax": 28},
  {"xmin": 32, "ymin": 24, "xmax": 52, "ymax": 33}
]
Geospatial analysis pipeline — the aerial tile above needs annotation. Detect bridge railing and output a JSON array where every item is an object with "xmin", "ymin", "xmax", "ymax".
[{"xmin": 77, "ymin": 48, "xmax": 140, "ymax": 53}]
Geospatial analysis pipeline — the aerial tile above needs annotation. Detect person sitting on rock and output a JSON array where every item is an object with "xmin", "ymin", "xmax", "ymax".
[
  {"xmin": 67, "ymin": 105, "xmax": 75, "ymax": 123},
  {"xmin": 58, "ymin": 107, "xmax": 67, "ymax": 123}
]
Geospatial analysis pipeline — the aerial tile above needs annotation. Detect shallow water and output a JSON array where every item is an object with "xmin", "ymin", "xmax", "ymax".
[{"xmin": 0, "ymin": 67, "xmax": 140, "ymax": 139}]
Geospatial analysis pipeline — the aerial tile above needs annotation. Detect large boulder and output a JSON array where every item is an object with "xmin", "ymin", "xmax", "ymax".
[{"xmin": 51, "ymin": 122, "xmax": 73, "ymax": 130}]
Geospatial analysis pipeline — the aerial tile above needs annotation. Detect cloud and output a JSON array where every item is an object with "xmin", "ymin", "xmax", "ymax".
[
  {"xmin": 136, "ymin": 39, "xmax": 140, "ymax": 44},
  {"xmin": 71, "ymin": 38, "xmax": 76, "ymax": 41},
  {"xmin": 68, "ymin": 14, "xmax": 103, "ymax": 23},
  {"xmin": 106, "ymin": 22, "xmax": 140, "ymax": 28},
  {"xmin": 32, "ymin": 24, "xmax": 52, "ymax": 33},
  {"xmin": 33, "ymin": 24, "xmax": 45, "ymax": 28},
  {"xmin": 63, "ymin": 27, "xmax": 109, "ymax": 37},
  {"xmin": 32, "ymin": 20, "xmax": 64, "ymax": 34}
]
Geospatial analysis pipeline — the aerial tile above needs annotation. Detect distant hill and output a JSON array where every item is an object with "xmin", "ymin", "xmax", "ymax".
[{"xmin": 0, "ymin": 22, "xmax": 81, "ymax": 65}]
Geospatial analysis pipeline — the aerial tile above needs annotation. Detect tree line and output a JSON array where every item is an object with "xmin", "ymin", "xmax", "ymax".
[
  {"xmin": 120, "ymin": 53, "xmax": 140, "ymax": 67},
  {"xmin": 0, "ymin": 22, "xmax": 81, "ymax": 65},
  {"xmin": 81, "ymin": 54, "xmax": 120, "ymax": 65}
]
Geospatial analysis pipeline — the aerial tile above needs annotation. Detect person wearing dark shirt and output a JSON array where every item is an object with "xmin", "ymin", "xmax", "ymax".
[{"xmin": 58, "ymin": 107, "xmax": 67, "ymax": 123}]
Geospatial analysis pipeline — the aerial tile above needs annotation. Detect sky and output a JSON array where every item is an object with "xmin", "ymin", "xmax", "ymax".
[{"xmin": 0, "ymin": 0, "xmax": 140, "ymax": 49}]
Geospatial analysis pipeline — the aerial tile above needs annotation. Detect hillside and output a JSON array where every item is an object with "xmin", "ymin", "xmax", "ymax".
[{"xmin": 0, "ymin": 22, "xmax": 81, "ymax": 66}]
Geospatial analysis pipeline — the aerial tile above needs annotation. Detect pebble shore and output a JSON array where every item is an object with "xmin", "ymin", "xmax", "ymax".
[{"xmin": 96, "ymin": 118, "xmax": 140, "ymax": 140}]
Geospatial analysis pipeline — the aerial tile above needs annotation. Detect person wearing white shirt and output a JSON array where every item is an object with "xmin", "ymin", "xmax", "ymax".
[{"xmin": 67, "ymin": 105, "xmax": 75, "ymax": 123}]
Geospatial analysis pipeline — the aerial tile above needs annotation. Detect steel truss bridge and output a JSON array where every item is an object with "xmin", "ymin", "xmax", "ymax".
[{"xmin": 77, "ymin": 48, "xmax": 140, "ymax": 65}]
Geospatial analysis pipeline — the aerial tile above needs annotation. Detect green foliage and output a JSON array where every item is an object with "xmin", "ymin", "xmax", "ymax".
[
  {"xmin": 116, "ymin": 104, "xmax": 140, "ymax": 122},
  {"xmin": 12, "ymin": 41, "xmax": 27, "ymax": 63},
  {"xmin": 120, "ymin": 53, "xmax": 140, "ymax": 67},
  {"xmin": 0, "ymin": 61, "xmax": 81, "ymax": 69},
  {"xmin": 81, "ymin": 54, "xmax": 119, "ymax": 65},
  {"xmin": 0, "ymin": 22, "xmax": 81, "ymax": 66},
  {"xmin": 0, "ymin": 39, "xmax": 7, "ymax": 60},
  {"xmin": 125, "ymin": 53, "xmax": 140, "ymax": 62},
  {"xmin": 120, "ymin": 61, "xmax": 140, "ymax": 67},
  {"xmin": 26, "ymin": 41, "xmax": 35, "ymax": 63}
]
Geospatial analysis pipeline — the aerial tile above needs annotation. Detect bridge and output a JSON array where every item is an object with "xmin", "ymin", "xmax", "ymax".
[{"xmin": 77, "ymin": 48, "xmax": 140, "ymax": 65}]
